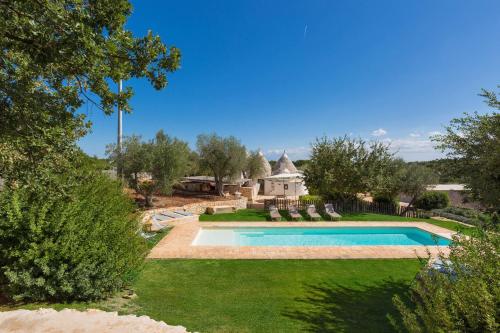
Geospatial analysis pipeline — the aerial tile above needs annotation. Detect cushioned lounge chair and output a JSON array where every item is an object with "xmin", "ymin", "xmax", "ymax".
[
  {"xmin": 269, "ymin": 205, "xmax": 282, "ymax": 221},
  {"xmin": 306, "ymin": 204, "xmax": 322, "ymax": 221},
  {"xmin": 324, "ymin": 203, "xmax": 342, "ymax": 221},
  {"xmin": 288, "ymin": 205, "xmax": 302, "ymax": 221}
]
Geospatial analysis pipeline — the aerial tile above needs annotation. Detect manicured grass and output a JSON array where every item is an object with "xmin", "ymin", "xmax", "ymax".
[
  {"xmin": 145, "ymin": 227, "xmax": 172, "ymax": 249},
  {"xmin": 133, "ymin": 259, "xmax": 422, "ymax": 332},
  {"xmin": 199, "ymin": 208, "xmax": 270, "ymax": 221},
  {"xmin": 424, "ymin": 219, "xmax": 478, "ymax": 237},
  {"xmin": 340, "ymin": 212, "xmax": 429, "ymax": 222},
  {"xmin": 2, "ymin": 259, "xmax": 422, "ymax": 332},
  {"xmin": 199, "ymin": 209, "xmax": 429, "ymax": 222},
  {"xmin": 199, "ymin": 209, "xmax": 478, "ymax": 235}
]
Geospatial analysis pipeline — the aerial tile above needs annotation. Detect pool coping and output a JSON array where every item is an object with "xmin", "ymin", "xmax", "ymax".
[{"xmin": 148, "ymin": 221, "xmax": 454, "ymax": 259}]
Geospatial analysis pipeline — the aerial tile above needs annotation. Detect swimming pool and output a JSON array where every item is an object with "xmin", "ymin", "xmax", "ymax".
[{"xmin": 192, "ymin": 227, "xmax": 451, "ymax": 246}]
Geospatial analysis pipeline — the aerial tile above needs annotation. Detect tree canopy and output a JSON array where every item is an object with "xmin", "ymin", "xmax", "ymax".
[
  {"xmin": 107, "ymin": 130, "xmax": 191, "ymax": 206},
  {"xmin": 196, "ymin": 134, "xmax": 247, "ymax": 196},
  {"xmin": 304, "ymin": 136, "xmax": 396, "ymax": 200},
  {"xmin": 0, "ymin": 0, "xmax": 180, "ymax": 182},
  {"xmin": 433, "ymin": 88, "xmax": 500, "ymax": 210}
]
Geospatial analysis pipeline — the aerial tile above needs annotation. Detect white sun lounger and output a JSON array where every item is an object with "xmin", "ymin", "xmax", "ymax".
[
  {"xmin": 174, "ymin": 210, "xmax": 193, "ymax": 217},
  {"xmin": 306, "ymin": 204, "xmax": 322, "ymax": 221},
  {"xmin": 324, "ymin": 203, "xmax": 342, "ymax": 221},
  {"xmin": 269, "ymin": 205, "xmax": 282, "ymax": 221},
  {"xmin": 288, "ymin": 205, "xmax": 302, "ymax": 221}
]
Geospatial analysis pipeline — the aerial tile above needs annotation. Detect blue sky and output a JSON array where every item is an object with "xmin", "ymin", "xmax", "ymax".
[{"xmin": 78, "ymin": 0, "xmax": 500, "ymax": 161}]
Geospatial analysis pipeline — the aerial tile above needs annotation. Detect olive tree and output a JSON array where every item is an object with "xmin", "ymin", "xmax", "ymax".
[
  {"xmin": 399, "ymin": 164, "xmax": 438, "ymax": 213},
  {"xmin": 304, "ymin": 136, "xmax": 396, "ymax": 200},
  {"xmin": 108, "ymin": 130, "xmax": 191, "ymax": 206},
  {"xmin": 433, "ymin": 89, "xmax": 500, "ymax": 210},
  {"xmin": 245, "ymin": 150, "xmax": 265, "ymax": 180},
  {"xmin": 196, "ymin": 134, "xmax": 247, "ymax": 196}
]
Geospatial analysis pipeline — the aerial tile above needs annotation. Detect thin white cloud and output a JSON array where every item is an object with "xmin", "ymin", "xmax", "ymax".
[
  {"xmin": 263, "ymin": 132, "xmax": 445, "ymax": 162},
  {"xmin": 409, "ymin": 132, "xmax": 420, "ymax": 138},
  {"xmin": 386, "ymin": 137, "xmax": 443, "ymax": 161},
  {"xmin": 371, "ymin": 128, "xmax": 387, "ymax": 137},
  {"xmin": 428, "ymin": 131, "xmax": 442, "ymax": 137}
]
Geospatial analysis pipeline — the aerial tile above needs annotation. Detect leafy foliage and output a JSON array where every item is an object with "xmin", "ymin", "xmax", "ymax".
[
  {"xmin": 433, "ymin": 90, "xmax": 500, "ymax": 210},
  {"xmin": 0, "ymin": 0, "xmax": 180, "ymax": 182},
  {"xmin": 414, "ymin": 191, "xmax": 450, "ymax": 211},
  {"xmin": 407, "ymin": 159, "xmax": 464, "ymax": 184},
  {"xmin": 0, "ymin": 173, "xmax": 147, "ymax": 302},
  {"xmin": 432, "ymin": 207, "xmax": 495, "ymax": 228},
  {"xmin": 245, "ymin": 150, "xmax": 265, "ymax": 180},
  {"xmin": 107, "ymin": 130, "xmax": 191, "ymax": 206},
  {"xmin": 392, "ymin": 230, "xmax": 500, "ymax": 332},
  {"xmin": 370, "ymin": 158, "xmax": 406, "ymax": 203},
  {"xmin": 399, "ymin": 164, "xmax": 438, "ymax": 211},
  {"xmin": 304, "ymin": 136, "xmax": 396, "ymax": 200},
  {"xmin": 196, "ymin": 134, "xmax": 247, "ymax": 196}
]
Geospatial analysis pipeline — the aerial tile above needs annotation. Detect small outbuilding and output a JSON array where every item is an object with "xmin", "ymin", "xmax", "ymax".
[{"xmin": 262, "ymin": 151, "xmax": 308, "ymax": 197}]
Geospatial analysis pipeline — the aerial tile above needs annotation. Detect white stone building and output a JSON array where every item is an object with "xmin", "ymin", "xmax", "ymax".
[{"xmin": 262, "ymin": 151, "xmax": 308, "ymax": 197}]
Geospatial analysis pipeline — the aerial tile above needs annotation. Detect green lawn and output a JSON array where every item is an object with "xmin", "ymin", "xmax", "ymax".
[
  {"xmin": 199, "ymin": 209, "xmax": 477, "ymax": 235},
  {"xmin": 199, "ymin": 208, "xmax": 270, "ymax": 221},
  {"xmin": 199, "ymin": 209, "xmax": 430, "ymax": 222},
  {"xmin": 133, "ymin": 259, "xmax": 421, "ymax": 333},
  {"xmin": 423, "ymin": 219, "xmax": 478, "ymax": 236},
  {"xmin": 145, "ymin": 227, "xmax": 172, "ymax": 249},
  {"xmin": 1, "ymin": 259, "xmax": 423, "ymax": 332}
]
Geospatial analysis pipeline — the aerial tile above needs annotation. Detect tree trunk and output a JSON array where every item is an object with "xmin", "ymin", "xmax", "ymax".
[
  {"xmin": 133, "ymin": 172, "xmax": 139, "ymax": 190},
  {"xmin": 400, "ymin": 196, "xmax": 416, "ymax": 216},
  {"xmin": 145, "ymin": 194, "xmax": 154, "ymax": 207},
  {"xmin": 214, "ymin": 175, "xmax": 224, "ymax": 196}
]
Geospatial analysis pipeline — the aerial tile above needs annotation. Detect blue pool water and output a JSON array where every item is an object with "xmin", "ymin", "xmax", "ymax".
[{"xmin": 192, "ymin": 227, "xmax": 451, "ymax": 246}]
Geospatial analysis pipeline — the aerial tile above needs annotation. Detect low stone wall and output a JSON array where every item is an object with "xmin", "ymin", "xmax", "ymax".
[
  {"xmin": 141, "ymin": 197, "xmax": 247, "ymax": 224},
  {"xmin": 240, "ymin": 184, "xmax": 260, "ymax": 201}
]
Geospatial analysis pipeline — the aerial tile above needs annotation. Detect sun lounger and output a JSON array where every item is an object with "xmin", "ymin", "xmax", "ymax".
[
  {"xmin": 174, "ymin": 210, "xmax": 193, "ymax": 217},
  {"xmin": 306, "ymin": 204, "xmax": 322, "ymax": 221},
  {"xmin": 150, "ymin": 215, "xmax": 169, "ymax": 231},
  {"xmin": 153, "ymin": 214, "xmax": 171, "ymax": 222},
  {"xmin": 269, "ymin": 205, "xmax": 282, "ymax": 221},
  {"xmin": 288, "ymin": 205, "xmax": 303, "ymax": 221},
  {"xmin": 160, "ymin": 211, "xmax": 184, "ymax": 219},
  {"xmin": 324, "ymin": 203, "xmax": 342, "ymax": 221}
]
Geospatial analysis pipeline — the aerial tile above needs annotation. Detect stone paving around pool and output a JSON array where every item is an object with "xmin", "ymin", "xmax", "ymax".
[{"xmin": 148, "ymin": 220, "xmax": 453, "ymax": 259}]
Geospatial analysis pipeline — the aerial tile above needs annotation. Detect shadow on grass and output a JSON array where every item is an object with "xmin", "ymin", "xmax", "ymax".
[{"xmin": 282, "ymin": 279, "xmax": 410, "ymax": 333}]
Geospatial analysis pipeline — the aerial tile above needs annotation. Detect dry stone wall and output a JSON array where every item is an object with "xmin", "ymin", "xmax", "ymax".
[{"xmin": 141, "ymin": 197, "xmax": 247, "ymax": 224}]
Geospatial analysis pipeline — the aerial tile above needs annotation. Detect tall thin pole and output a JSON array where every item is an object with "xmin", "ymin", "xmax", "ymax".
[
  {"xmin": 117, "ymin": 79, "xmax": 123, "ymax": 152},
  {"xmin": 117, "ymin": 79, "xmax": 123, "ymax": 179}
]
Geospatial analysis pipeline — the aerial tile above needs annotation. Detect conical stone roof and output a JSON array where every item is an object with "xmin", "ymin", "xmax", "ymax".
[
  {"xmin": 272, "ymin": 151, "xmax": 298, "ymax": 175},
  {"xmin": 258, "ymin": 151, "xmax": 272, "ymax": 178}
]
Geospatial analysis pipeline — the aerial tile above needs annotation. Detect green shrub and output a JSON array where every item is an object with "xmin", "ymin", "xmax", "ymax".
[
  {"xmin": 372, "ymin": 194, "xmax": 398, "ymax": 207},
  {"xmin": 414, "ymin": 191, "xmax": 449, "ymax": 210},
  {"xmin": 299, "ymin": 194, "xmax": 322, "ymax": 202},
  {"xmin": 432, "ymin": 207, "xmax": 493, "ymax": 227},
  {"xmin": 0, "ymin": 173, "xmax": 147, "ymax": 302},
  {"xmin": 392, "ymin": 231, "xmax": 499, "ymax": 332}
]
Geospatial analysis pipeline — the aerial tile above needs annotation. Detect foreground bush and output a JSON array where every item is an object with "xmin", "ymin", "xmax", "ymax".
[
  {"xmin": 392, "ymin": 230, "xmax": 499, "ymax": 332},
  {"xmin": 0, "ymin": 173, "xmax": 147, "ymax": 301},
  {"xmin": 414, "ymin": 191, "xmax": 449, "ymax": 210}
]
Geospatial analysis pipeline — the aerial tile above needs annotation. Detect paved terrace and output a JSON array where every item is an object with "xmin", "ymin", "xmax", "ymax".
[{"xmin": 148, "ymin": 220, "xmax": 453, "ymax": 259}]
